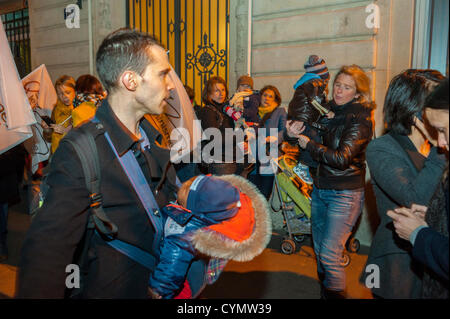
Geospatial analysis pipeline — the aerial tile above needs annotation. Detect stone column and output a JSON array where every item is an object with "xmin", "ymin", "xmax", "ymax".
[
  {"xmin": 229, "ymin": 0, "xmax": 250, "ymax": 94},
  {"xmin": 91, "ymin": 0, "xmax": 127, "ymax": 77}
]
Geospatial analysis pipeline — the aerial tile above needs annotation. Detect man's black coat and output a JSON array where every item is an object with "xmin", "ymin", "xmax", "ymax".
[{"xmin": 17, "ymin": 101, "xmax": 178, "ymax": 298}]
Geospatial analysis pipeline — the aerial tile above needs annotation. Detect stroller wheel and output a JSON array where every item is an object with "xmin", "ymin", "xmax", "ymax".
[
  {"xmin": 281, "ymin": 239, "xmax": 296, "ymax": 255},
  {"xmin": 340, "ymin": 252, "xmax": 351, "ymax": 267},
  {"xmin": 293, "ymin": 234, "xmax": 306, "ymax": 243},
  {"xmin": 347, "ymin": 237, "xmax": 360, "ymax": 253}
]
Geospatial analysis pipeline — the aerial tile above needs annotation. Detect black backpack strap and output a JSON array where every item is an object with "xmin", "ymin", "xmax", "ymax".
[
  {"xmin": 65, "ymin": 128, "xmax": 118, "ymax": 239},
  {"xmin": 63, "ymin": 126, "xmax": 118, "ymax": 299}
]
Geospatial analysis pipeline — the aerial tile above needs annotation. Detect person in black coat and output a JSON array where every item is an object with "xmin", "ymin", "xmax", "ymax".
[
  {"xmin": 287, "ymin": 55, "xmax": 331, "ymax": 183},
  {"xmin": 17, "ymin": 29, "xmax": 179, "ymax": 298},
  {"xmin": 388, "ymin": 78, "xmax": 449, "ymax": 298},
  {"xmin": 287, "ymin": 65, "xmax": 375, "ymax": 299},
  {"xmin": 361, "ymin": 69, "xmax": 446, "ymax": 299},
  {"xmin": 196, "ymin": 76, "xmax": 242, "ymax": 176}
]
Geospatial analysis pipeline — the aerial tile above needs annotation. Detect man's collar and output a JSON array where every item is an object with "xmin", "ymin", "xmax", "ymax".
[{"xmin": 96, "ymin": 99, "xmax": 163, "ymax": 156}]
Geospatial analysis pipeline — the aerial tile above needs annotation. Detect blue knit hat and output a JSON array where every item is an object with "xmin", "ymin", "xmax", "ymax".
[
  {"xmin": 186, "ymin": 175, "xmax": 240, "ymax": 221},
  {"xmin": 304, "ymin": 55, "xmax": 330, "ymax": 81}
]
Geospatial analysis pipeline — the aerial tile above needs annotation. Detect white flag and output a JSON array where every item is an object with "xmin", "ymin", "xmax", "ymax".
[
  {"xmin": 163, "ymin": 68, "xmax": 202, "ymax": 163},
  {"xmin": 0, "ymin": 18, "xmax": 34, "ymax": 155},
  {"xmin": 22, "ymin": 64, "xmax": 57, "ymax": 173}
]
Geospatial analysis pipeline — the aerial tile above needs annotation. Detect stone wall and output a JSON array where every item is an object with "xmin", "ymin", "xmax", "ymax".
[
  {"xmin": 229, "ymin": 0, "xmax": 416, "ymax": 247},
  {"xmin": 28, "ymin": 0, "xmax": 126, "ymax": 83}
]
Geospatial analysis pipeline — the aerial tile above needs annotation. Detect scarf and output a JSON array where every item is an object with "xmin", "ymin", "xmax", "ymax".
[
  {"xmin": 52, "ymin": 99, "xmax": 73, "ymax": 126},
  {"xmin": 258, "ymin": 103, "xmax": 278, "ymax": 121},
  {"xmin": 73, "ymin": 93, "xmax": 105, "ymax": 108}
]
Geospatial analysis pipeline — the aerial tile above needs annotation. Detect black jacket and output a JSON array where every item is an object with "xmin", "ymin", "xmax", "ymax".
[
  {"xmin": 414, "ymin": 175, "xmax": 449, "ymax": 298},
  {"xmin": 287, "ymin": 78, "xmax": 328, "ymax": 124},
  {"xmin": 196, "ymin": 101, "xmax": 243, "ymax": 165},
  {"xmin": 286, "ymin": 78, "xmax": 329, "ymax": 169},
  {"xmin": 17, "ymin": 100, "xmax": 178, "ymax": 298},
  {"xmin": 306, "ymin": 99, "xmax": 374, "ymax": 190}
]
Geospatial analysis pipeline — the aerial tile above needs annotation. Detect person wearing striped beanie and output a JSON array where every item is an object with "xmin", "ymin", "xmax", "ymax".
[
  {"xmin": 304, "ymin": 55, "xmax": 330, "ymax": 82},
  {"xmin": 285, "ymin": 55, "xmax": 332, "ymax": 185}
]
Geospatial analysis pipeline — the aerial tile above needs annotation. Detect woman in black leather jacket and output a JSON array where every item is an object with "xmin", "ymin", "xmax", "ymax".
[
  {"xmin": 289, "ymin": 65, "xmax": 374, "ymax": 298},
  {"xmin": 196, "ymin": 76, "xmax": 241, "ymax": 175}
]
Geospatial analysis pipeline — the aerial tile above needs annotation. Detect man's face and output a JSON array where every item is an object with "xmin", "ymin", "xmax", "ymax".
[
  {"xmin": 135, "ymin": 46, "xmax": 174, "ymax": 115},
  {"xmin": 425, "ymin": 108, "xmax": 449, "ymax": 151}
]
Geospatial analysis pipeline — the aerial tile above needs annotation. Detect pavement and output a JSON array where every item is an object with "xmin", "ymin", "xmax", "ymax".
[{"xmin": 0, "ymin": 187, "xmax": 373, "ymax": 299}]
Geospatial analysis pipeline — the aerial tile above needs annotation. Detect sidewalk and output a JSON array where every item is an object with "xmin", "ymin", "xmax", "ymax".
[{"xmin": 1, "ymin": 190, "xmax": 373, "ymax": 299}]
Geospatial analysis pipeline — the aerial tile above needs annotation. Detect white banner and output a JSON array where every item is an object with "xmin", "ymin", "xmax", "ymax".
[
  {"xmin": 0, "ymin": 18, "xmax": 34, "ymax": 155},
  {"xmin": 152, "ymin": 68, "xmax": 202, "ymax": 163},
  {"xmin": 22, "ymin": 64, "xmax": 57, "ymax": 173}
]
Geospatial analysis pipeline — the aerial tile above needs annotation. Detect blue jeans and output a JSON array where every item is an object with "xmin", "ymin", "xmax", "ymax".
[{"xmin": 311, "ymin": 187, "xmax": 364, "ymax": 291}]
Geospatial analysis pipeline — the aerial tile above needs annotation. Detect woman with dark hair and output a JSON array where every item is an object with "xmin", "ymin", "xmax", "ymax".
[
  {"xmin": 387, "ymin": 78, "xmax": 449, "ymax": 299},
  {"xmin": 196, "ymin": 76, "xmax": 239, "ymax": 175},
  {"xmin": 288, "ymin": 65, "xmax": 375, "ymax": 298},
  {"xmin": 248, "ymin": 85, "xmax": 287, "ymax": 198},
  {"xmin": 72, "ymin": 74, "xmax": 107, "ymax": 127},
  {"xmin": 362, "ymin": 69, "xmax": 446, "ymax": 299}
]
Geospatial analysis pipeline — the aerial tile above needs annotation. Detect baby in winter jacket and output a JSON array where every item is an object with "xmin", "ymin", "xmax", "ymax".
[
  {"xmin": 223, "ymin": 75, "xmax": 261, "ymax": 130},
  {"xmin": 287, "ymin": 55, "xmax": 332, "ymax": 185},
  {"xmin": 148, "ymin": 174, "xmax": 272, "ymax": 299}
]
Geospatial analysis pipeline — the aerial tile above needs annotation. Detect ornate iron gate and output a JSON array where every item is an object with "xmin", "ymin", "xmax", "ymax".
[{"xmin": 127, "ymin": 0, "xmax": 230, "ymax": 106}]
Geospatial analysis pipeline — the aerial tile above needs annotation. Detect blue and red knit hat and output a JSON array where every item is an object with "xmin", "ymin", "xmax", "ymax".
[
  {"xmin": 304, "ymin": 55, "xmax": 330, "ymax": 81},
  {"xmin": 186, "ymin": 175, "xmax": 241, "ymax": 221}
]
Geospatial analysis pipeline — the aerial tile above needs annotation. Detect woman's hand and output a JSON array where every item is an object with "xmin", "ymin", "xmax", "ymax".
[
  {"xmin": 41, "ymin": 120, "xmax": 50, "ymax": 129},
  {"xmin": 148, "ymin": 287, "xmax": 162, "ymax": 299},
  {"xmin": 51, "ymin": 124, "xmax": 71, "ymax": 135},
  {"xmin": 410, "ymin": 203, "xmax": 428, "ymax": 220},
  {"xmin": 265, "ymin": 135, "xmax": 278, "ymax": 144},
  {"xmin": 325, "ymin": 111, "xmax": 335, "ymax": 119},
  {"xmin": 286, "ymin": 120, "xmax": 305, "ymax": 138},
  {"xmin": 387, "ymin": 206, "xmax": 428, "ymax": 242},
  {"xmin": 298, "ymin": 135, "xmax": 310, "ymax": 149}
]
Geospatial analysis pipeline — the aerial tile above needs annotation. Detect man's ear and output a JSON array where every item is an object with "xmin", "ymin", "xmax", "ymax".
[{"xmin": 121, "ymin": 71, "xmax": 138, "ymax": 91}]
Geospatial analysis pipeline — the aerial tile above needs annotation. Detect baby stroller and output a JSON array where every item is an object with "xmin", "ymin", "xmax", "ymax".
[{"xmin": 270, "ymin": 147, "xmax": 360, "ymax": 267}]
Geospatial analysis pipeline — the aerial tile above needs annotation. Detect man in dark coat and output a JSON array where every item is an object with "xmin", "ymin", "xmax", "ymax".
[{"xmin": 17, "ymin": 29, "xmax": 178, "ymax": 298}]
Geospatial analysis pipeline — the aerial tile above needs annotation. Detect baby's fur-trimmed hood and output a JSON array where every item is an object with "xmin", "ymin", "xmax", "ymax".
[{"xmin": 190, "ymin": 174, "xmax": 272, "ymax": 262}]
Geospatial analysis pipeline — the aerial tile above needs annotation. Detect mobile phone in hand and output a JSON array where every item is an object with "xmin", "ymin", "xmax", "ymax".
[{"xmin": 41, "ymin": 115, "xmax": 55, "ymax": 126}]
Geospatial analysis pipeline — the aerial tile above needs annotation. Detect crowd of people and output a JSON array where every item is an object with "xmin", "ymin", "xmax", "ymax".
[{"xmin": 0, "ymin": 27, "xmax": 448, "ymax": 299}]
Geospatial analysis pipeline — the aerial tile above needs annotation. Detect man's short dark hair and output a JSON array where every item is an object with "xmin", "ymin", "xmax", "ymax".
[
  {"xmin": 96, "ymin": 28, "xmax": 163, "ymax": 93},
  {"xmin": 384, "ymin": 69, "xmax": 444, "ymax": 135}
]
